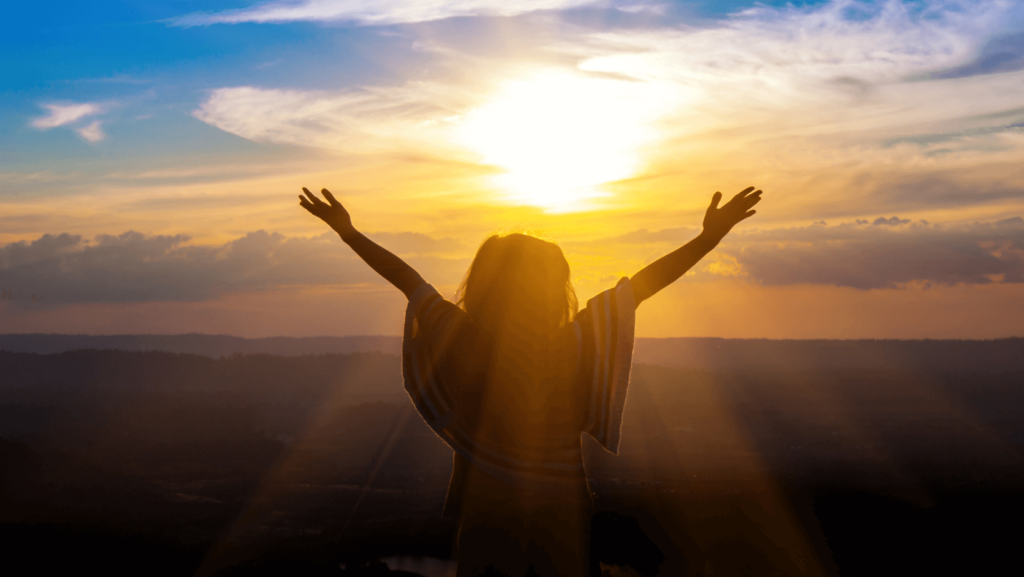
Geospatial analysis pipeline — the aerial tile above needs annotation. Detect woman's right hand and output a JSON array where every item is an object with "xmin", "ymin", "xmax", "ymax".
[
  {"xmin": 701, "ymin": 186, "xmax": 762, "ymax": 243},
  {"xmin": 299, "ymin": 187, "xmax": 356, "ymax": 240}
]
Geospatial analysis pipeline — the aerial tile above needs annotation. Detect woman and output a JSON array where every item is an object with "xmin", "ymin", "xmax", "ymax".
[{"xmin": 298, "ymin": 185, "xmax": 762, "ymax": 576}]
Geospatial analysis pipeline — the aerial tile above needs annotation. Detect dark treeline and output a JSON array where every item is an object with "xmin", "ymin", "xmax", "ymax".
[{"xmin": 2, "ymin": 344, "xmax": 1024, "ymax": 575}]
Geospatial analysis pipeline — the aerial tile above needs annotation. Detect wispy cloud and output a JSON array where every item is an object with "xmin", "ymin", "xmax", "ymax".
[
  {"xmin": 31, "ymin": 102, "xmax": 102, "ymax": 129},
  {"xmin": 192, "ymin": 83, "xmax": 474, "ymax": 156},
  {"xmin": 571, "ymin": 0, "xmax": 1024, "ymax": 130},
  {"xmin": 615, "ymin": 4, "xmax": 666, "ymax": 15},
  {"xmin": 188, "ymin": 1, "xmax": 1024, "ymax": 222},
  {"xmin": 927, "ymin": 31, "xmax": 1024, "ymax": 79},
  {"xmin": 193, "ymin": 1, "xmax": 1024, "ymax": 155},
  {"xmin": 75, "ymin": 120, "xmax": 106, "ymax": 143},
  {"xmin": 172, "ymin": 0, "xmax": 598, "ymax": 27},
  {"xmin": 31, "ymin": 102, "xmax": 108, "ymax": 143}
]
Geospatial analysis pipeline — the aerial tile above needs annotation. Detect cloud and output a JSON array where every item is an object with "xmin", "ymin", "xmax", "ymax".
[
  {"xmin": 560, "ymin": 0, "xmax": 1024, "ymax": 216},
  {"xmin": 0, "ymin": 230, "xmax": 468, "ymax": 306},
  {"xmin": 172, "ymin": 0, "xmax": 598, "ymax": 27},
  {"xmin": 31, "ymin": 102, "xmax": 108, "ymax": 143},
  {"xmin": 563, "ymin": 226, "xmax": 700, "ymax": 248},
  {"xmin": 75, "ymin": 120, "xmax": 105, "ymax": 143},
  {"xmin": 192, "ymin": 1, "xmax": 1024, "ymax": 167},
  {"xmin": 859, "ymin": 174, "xmax": 1024, "ymax": 217},
  {"xmin": 721, "ymin": 217, "xmax": 1024, "ymax": 289},
  {"xmin": 3, "ymin": 217, "xmax": 1022, "ymax": 307},
  {"xmin": 560, "ymin": 216, "xmax": 1024, "ymax": 290},
  {"xmin": 192, "ymin": 84, "xmax": 471, "ymax": 156},
  {"xmin": 578, "ymin": 1, "xmax": 992, "ymax": 80},
  {"xmin": 184, "ymin": 0, "xmax": 1024, "ymax": 222},
  {"xmin": 31, "ymin": 103, "xmax": 102, "ymax": 129},
  {"xmin": 363, "ymin": 231, "xmax": 466, "ymax": 255},
  {"xmin": 872, "ymin": 216, "xmax": 910, "ymax": 226},
  {"xmin": 928, "ymin": 32, "xmax": 1024, "ymax": 79},
  {"xmin": 615, "ymin": 4, "xmax": 666, "ymax": 16},
  {"xmin": 572, "ymin": 1, "xmax": 1023, "ymax": 121}
]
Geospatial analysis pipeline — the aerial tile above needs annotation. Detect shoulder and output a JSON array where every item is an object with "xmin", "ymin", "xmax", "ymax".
[
  {"xmin": 576, "ymin": 277, "xmax": 634, "ymax": 322},
  {"xmin": 406, "ymin": 284, "xmax": 466, "ymax": 337},
  {"xmin": 408, "ymin": 283, "xmax": 440, "ymax": 312},
  {"xmin": 409, "ymin": 284, "xmax": 458, "ymax": 315}
]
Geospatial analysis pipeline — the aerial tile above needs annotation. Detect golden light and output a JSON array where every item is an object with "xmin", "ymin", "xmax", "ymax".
[{"xmin": 455, "ymin": 70, "xmax": 676, "ymax": 212}]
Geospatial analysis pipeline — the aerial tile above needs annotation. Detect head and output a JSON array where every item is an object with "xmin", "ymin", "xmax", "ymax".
[{"xmin": 455, "ymin": 232, "xmax": 577, "ymax": 333}]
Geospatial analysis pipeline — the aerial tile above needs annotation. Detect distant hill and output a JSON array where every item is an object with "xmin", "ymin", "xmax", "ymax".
[
  {"xmin": 635, "ymin": 336, "xmax": 1024, "ymax": 373},
  {"xmin": 1, "ymin": 333, "xmax": 1020, "ymax": 372},
  {"xmin": 0, "ymin": 333, "xmax": 403, "ymax": 357}
]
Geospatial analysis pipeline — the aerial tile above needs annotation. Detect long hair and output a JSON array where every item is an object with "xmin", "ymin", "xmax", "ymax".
[{"xmin": 454, "ymin": 232, "xmax": 578, "ymax": 335}]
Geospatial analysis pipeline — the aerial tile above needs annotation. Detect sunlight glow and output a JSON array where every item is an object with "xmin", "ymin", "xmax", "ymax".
[{"xmin": 455, "ymin": 70, "xmax": 676, "ymax": 212}]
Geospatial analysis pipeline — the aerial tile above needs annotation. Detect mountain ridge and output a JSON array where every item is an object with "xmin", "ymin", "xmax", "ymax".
[{"xmin": 2, "ymin": 333, "xmax": 1020, "ymax": 372}]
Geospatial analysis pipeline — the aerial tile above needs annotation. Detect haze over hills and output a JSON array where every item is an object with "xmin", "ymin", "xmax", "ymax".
[
  {"xmin": 3, "ymin": 339, "xmax": 1023, "ymax": 575},
  {"xmin": 1, "ymin": 333, "xmax": 1021, "ymax": 372}
]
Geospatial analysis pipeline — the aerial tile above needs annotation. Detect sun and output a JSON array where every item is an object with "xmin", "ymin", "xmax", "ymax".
[{"xmin": 455, "ymin": 70, "xmax": 671, "ymax": 212}]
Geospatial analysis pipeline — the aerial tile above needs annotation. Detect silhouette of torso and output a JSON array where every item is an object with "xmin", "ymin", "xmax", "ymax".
[
  {"xmin": 402, "ymin": 279, "xmax": 636, "ymax": 577},
  {"xmin": 445, "ymin": 322, "xmax": 594, "ymax": 577}
]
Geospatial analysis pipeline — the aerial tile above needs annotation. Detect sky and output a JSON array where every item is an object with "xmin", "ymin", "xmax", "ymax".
[{"xmin": 1, "ymin": 0, "xmax": 1023, "ymax": 339}]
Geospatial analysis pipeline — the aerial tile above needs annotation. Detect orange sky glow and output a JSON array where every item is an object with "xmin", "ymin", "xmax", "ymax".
[{"xmin": 2, "ymin": 0, "xmax": 1023, "ymax": 339}]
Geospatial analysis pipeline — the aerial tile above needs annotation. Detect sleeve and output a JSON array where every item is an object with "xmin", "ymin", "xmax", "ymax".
[
  {"xmin": 402, "ymin": 283, "xmax": 466, "ymax": 434},
  {"xmin": 573, "ymin": 276, "xmax": 636, "ymax": 455}
]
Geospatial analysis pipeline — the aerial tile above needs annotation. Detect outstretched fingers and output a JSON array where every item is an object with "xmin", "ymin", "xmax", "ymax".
[
  {"xmin": 728, "ymin": 186, "xmax": 755, "ymax": 203},
  {"xmin": 708, "ymin": 191, "xmax": 723, "ymax": 211},
  {"xmin": 320, "ymin": 188, "xmax": 342, "ymax": 207},
  {"xmin": 301, "ymin": 187, "xmax": 328, "ymax": 206},
  {"xmin": 298, "ymin": 198, "xmax": 323, "ymax": 219},
  {"xmin": 738, "ymin": 189, "xmax": 762, "ymax": 222},
  {"xmin": 729, "ymin": 188, "xmax": 762, "ymax": 224},
  {"xmin": 720, "ymin": 186, "xmax": 752, "ymax": 209},
  {"xmin": 737, "ymin": 189, "xmax": 762, "ymax": 207},
  {"xmin": 299, "ymin": 188, "xmax": 332, "ymax": 220}
]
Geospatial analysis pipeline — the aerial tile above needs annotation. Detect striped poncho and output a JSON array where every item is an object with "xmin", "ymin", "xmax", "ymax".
[{"xmin": 402, "ymin": 277, "xmax": 636, "ymax": 518}]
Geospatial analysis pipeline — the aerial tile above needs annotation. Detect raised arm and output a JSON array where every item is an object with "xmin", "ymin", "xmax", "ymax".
[
  {"xmin": 298, "ymin": 187, "xmax": 425, "ymax": 299},
  {"xmin": 630, "ymin": 186, "xmax": 762, "ymax": 306}
]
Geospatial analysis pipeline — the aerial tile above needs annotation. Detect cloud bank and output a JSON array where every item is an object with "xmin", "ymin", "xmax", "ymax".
[
  {"xmin": 2, "ymin": 217, "xmax": 1021, "ymax": 307},
  {"xmin": 722, "ymin": 217, "xmax": 1024, "ymax": 289},
  {"xmin": 0, "ymin": 230, "xmax": 467, "ymax": 306}
]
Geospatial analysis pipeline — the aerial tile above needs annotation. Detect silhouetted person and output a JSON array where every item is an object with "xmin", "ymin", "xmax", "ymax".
[{"xmin": 298, "ymin": 185, "xmax": 762, "ymax": 577}]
